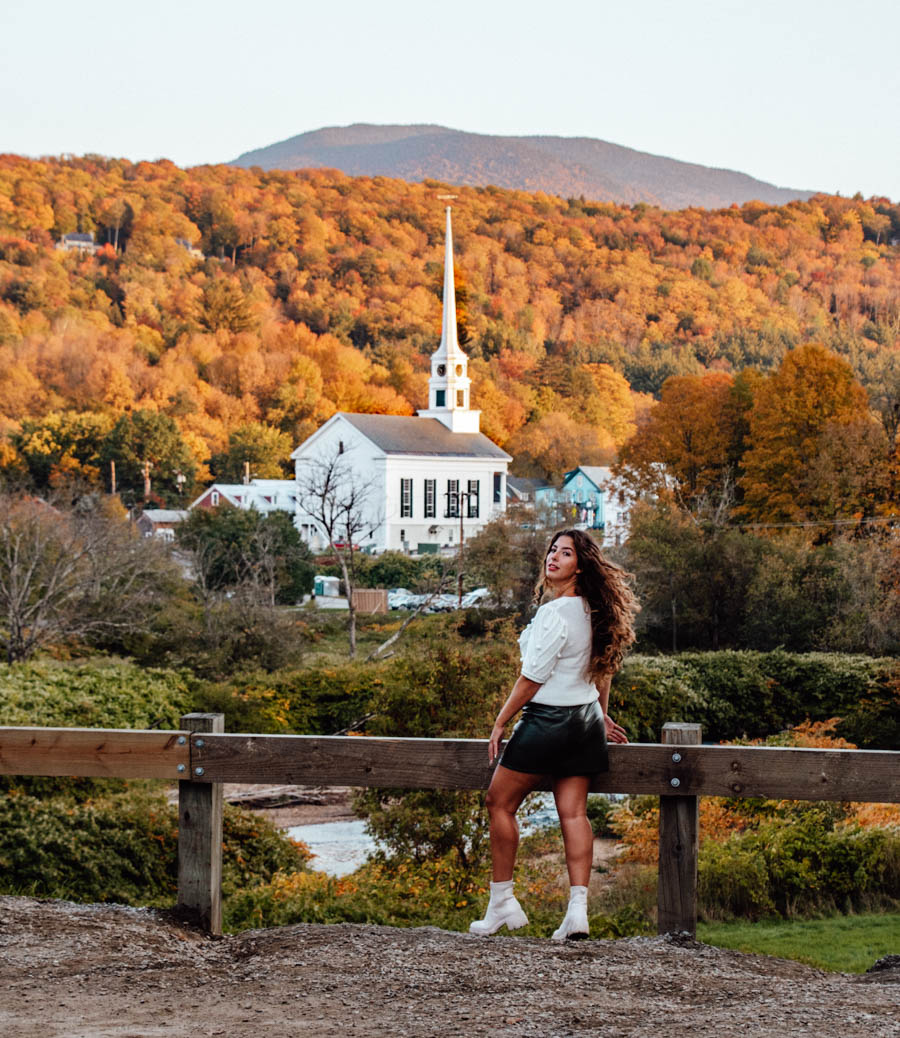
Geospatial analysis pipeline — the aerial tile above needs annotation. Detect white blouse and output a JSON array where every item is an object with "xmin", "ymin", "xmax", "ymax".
[{"xmin": 518, "ymin": 595, "xmax": 600, "ymax": 707}]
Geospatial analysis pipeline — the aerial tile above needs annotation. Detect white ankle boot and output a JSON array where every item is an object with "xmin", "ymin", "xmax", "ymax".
[
  {"xmin": 552, "ymin": 885, "xmax": 589, "ymax": 941},
  {"xmin": 469, "ymin": 880, "xmax": 529, "ymax": 936}
]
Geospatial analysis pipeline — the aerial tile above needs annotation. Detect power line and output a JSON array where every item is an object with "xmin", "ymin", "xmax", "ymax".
[{"xmin": 731, "ymin": 515, "xmax": 898, "ymax": 530}]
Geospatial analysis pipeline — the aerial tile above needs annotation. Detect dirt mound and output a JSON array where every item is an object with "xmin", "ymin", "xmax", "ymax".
[{"xmin": 1, "ymin": 896, "xmax": 897, "ymax": 1037}]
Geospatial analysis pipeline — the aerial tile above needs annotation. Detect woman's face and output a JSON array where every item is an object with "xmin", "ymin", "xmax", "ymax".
[{"xmin": 545, "ymin": 535, "xmax": 579, "ymax": 586}]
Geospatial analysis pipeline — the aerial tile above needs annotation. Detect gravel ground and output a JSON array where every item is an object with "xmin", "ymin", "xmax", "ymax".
[{"xmin": 0, "ymin": 896, "xmax": 898, "ymax": 1038}]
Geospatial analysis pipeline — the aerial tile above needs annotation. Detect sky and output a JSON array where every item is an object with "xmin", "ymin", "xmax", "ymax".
[{"xmin": 3, "ymin": 0, "xmax": 899, "ymax": 202}]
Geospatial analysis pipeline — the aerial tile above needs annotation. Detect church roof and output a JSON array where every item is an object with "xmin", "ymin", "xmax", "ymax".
[{"xmin": 340, "ymin": 413, "xmax": 510, "ymax": 460}]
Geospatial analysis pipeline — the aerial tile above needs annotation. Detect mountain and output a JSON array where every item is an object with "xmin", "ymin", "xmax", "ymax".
[{"xmin": 230, "ymin": 124, "xmax": 814, "ymax": 210}]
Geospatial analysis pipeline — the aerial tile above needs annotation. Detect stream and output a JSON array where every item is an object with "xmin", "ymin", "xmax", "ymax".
[{"xmin": 286, "ymin": 794, "xmax": 600, "ymax": 876}]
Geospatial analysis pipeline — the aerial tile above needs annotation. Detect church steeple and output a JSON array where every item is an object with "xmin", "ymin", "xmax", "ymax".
[{"xmin": 417, "ymin": 206, "xmax": 481, "ymax": 434}]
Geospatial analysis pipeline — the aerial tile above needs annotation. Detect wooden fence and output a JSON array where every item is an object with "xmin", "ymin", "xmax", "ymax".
[{"xmin": 2, "ymin": 715, "xmax": 898, "ymax": 936}]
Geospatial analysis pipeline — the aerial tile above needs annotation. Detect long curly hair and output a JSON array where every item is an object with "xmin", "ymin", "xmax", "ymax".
[{"xmin": 534, "ymin": 529, "xmax": 639, "ymax": 681}]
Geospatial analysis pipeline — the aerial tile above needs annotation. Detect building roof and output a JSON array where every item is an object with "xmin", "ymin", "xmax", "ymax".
[
  {"xmin": 140, "ymin": 509, "xmax": 189, "ymax": 523},
  {"xmin": 563, "ymin": 465, "xmax": 612, "ymax": 489},
  {"xmin": 338, "ymin": 413, "xmax": 511, "ymax": 460},
  {"xmin": 187, "ymin": 480, "xmax": 298, "ymax": 511},
  {"xmin": 507, "ymin": 475, "xmax": 554, "ymax": 499},
  {"xmin": 63, "ymin": 232, "xmax": 95, "ymax": 243}
]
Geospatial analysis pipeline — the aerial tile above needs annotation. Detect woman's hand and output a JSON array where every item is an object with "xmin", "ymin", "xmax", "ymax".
[
  {"xmin": 488, "ymin": 721, "xmax": 506, "ymax": 765},
  {"xmin": 605, "ymin": 714, "xmax": 628, "ymax": 744}
]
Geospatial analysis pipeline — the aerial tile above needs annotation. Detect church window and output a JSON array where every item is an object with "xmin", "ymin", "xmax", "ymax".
[
  {"xmin": 456, "ymin": 390, "xmax": 465, "ymax": 407},
  {"xmin": 435, "ymin": 389, "xmax": 446, "ymax": 407},
  {"xmin": 446, "ymin": 479, "xmax": 460, "ymax": 517},
  {"xmin": 455, "ymin": 364, "xmax": 463, "ymax": 376},
  {"xmin": 338, "ymin": 440, "xmax": 344, "ymax": 454},
  {"xmin": 400, "ymin": 478, "xmax": 413, "ymax": 518},
  {"xmin": 493, "ymin": 472, "xmax": 502, "ymax": 503},
  {"xmin": 467, "ymin": 480, "xmax": 479, "ymax": 518},
  {"xmin": 437, "ymin": 364, "xmax": 446, "ymax": 376},
  {"xmin": 424, "ymin": 479, "xmax": 436, "ymax": 518}
]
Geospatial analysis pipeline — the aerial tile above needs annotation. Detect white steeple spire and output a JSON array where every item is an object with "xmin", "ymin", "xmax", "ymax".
[
  {"xmin": 436, "ymin": 206, "xmax": 463, "ymax": 361},
  {"xmin": 417, "ymin": 206, "xmax": 481, "ymax": 434}
]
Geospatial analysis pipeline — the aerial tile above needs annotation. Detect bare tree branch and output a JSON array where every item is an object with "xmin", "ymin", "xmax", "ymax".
[
  {"xmin": 296, "ymin": 446, "xmax": 379, "ymax": 658},
  {"xmin": 0, "ymin": 494, "xmax": 176, "ymax": 663}
]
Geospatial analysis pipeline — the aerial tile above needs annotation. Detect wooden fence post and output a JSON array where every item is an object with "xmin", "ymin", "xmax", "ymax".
[
  {"xmin": 657, "ymin": 722, "xmax": 702, "ymax": 936},
  {"xmin": 177, "ymin": 712, "xmax": 224, "ymax": 935}
]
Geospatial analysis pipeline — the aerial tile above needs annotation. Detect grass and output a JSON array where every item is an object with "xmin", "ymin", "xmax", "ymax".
[
  {"xmin": 294, "ymin": 608, "xmax": 417, "ymax": 665},
  {"xmin": 696, "ymin": 913, "xmax": 900, "ymax": 973}
]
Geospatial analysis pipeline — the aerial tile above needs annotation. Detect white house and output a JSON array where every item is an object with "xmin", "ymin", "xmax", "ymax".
[
  {"xmin": 188, "ymin": 478, "xmax": 299, "ymax": 516},
  {"xmin": 56, "ymin": 231, "xmax": 98, "ymax": 255},
  {"xmin": 291, "ymin": 208, "xmax": 511, "ymax": 554}
]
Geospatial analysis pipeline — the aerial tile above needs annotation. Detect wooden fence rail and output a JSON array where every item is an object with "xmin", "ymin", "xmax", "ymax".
[{"xmin": 2, "ymin": 717, "xmax": 898, "ymax": 937}]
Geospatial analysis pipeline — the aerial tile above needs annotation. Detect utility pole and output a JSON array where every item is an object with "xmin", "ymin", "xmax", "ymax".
[
  {"xmin": 110, "ymin": 460, "xmax": 116, "ymax": 496},
  {"xmin": 243, "ymin": 460, "xmax": 250, "ymax": 485},
  {"xmin": 457, "ymin": 489, "xmax": 471, "ymax": 609}
]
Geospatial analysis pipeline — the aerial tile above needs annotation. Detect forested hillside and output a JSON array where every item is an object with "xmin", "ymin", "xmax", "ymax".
[
  {"xmin": 0, "ymin": 153, "xmax": 898, "ymax": 505},
  {"xmin": 231, "ymin": 123, "xmax": 813, "ymax": 209}
]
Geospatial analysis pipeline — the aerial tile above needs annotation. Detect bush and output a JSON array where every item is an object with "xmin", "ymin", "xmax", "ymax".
[
  {"xmin": 0, "ymin": 657, "xmax": 196, "ymax": 729},
  {"xmin": 698, "ymin": 812, "xmax": 900, "ymax": 920},
  {"xmin": 351, "ymin": 616, "xmax": 520, "ymax": 869},
  {"xmin": 224, "ymin": 832, "xmax": 655, "ymax": 938},
  {"xmin": 586, "ymin": 794, "xmax": 618, "ymax": 837},
  {"xmin": 0, "ymin": 657, "xmax": 200, "ymax": 798},
  {"xmin": 125, "ymin": 593, "xmax": 307, "ymax": 677},
  {"xmin": 196, "ymin": 661, "xmax": 387, "ymax": 735},
  {"xmin": 0, "ymin": 788, "xmax": 311, "ymax": 907},
  {"xmin": 611, "ymin": 651, "xmax": 898, "ymax": 746}
]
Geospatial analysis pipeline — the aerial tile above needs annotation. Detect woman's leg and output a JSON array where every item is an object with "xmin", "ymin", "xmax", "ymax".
[
  {"xmin": 485, "ymin": 765, "xmax": 541, "ymax": 881},
  {"xmin": 552, "ymin": 774, "xmax": 593, "ymax": 886}
]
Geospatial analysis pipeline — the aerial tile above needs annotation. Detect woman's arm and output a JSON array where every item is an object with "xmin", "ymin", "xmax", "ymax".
[
  {"xmin": 487, "ymin": 674, "xmax": 543, "ymax": 764},
  {"xmin": 597, "ymin": 672, "xmax": 628, "ymax": 744}
]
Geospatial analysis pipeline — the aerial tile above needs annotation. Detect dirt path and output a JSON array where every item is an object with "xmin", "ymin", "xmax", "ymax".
[{"xmin": 1, "ymin": 896, "xmax": 897, "ymax": 1038}]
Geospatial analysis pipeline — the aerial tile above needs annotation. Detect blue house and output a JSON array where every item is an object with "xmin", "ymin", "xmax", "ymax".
[{"xmin": 533, "ymin": 466, "xmax": 631, "ymax": 547}]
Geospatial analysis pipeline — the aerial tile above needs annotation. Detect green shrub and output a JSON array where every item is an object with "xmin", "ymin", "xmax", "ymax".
[
  {"xmin": 698, "ymin": 809, "xmax": 900, "ymax": 920},
  {"xmin": 0, "ymin": 658, "xmax": 196, "ymax": 729},
  {"xmin": 0, "ymin": 658, "xmax": 200, "ymax": 798},
  {"xmin": 125, "ymin": 594, "xmax": 307, "ymax": 677},
  {"xmin": 0, "ymin": 788, "xmax": 310, "ymax": 907},
  {"xmin": 611, "ymin": 651, "xmax": 898, "ymax": 746},
  {"xmin": 350, "ymin": 616, "xmax": 520, "ymax": 869},
  {"xmin": 586, "ymin": 794, "xmax": 618, "ymax": 837},
  {"xmin": 196, "ymin": 661, "xmax": 387, "ymax": 736}
]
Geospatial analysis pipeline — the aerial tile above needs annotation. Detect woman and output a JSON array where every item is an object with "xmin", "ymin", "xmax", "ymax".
[{"xmin": 469, "ymin": 529, "xmax": 637, "ymax": 940}]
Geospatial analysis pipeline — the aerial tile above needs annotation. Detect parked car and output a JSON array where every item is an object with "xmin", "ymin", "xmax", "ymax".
[{"xmin": 387, "ymin": 587, "xmax": 490, "ymax": 612}]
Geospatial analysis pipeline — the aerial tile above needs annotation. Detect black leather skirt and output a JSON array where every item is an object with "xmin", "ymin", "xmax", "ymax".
[{"xmin": 500, "ymin": 700, "xmax": 609, "ymax": 777}]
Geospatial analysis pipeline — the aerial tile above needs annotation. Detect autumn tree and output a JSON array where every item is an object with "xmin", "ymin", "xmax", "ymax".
[
  {"xmin": 12, "ymin": 411, "xmax": 113, "ymax": 490},
  {"xmin": 209, "ymin": 422, "xmax": 292, "ymax": 482},
  {"xmin": 464, "ymin": 505, "xmax": 556, "ymax": 611},
  {"xmin": 615, "ymin": 372, "xmax": 750, "ymax": 511},
  {"xmin": 739, "ymin": 344, "xmax": 877, "ymax": 522},
  {"xmin": 508, "ymin": 412, "xmax": 614, "ymax": 481}
]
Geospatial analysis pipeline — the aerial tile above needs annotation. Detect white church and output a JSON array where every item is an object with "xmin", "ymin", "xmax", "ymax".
[{"xmin": 291, "ymin": 208, "xmax": 511, "ymax": 554}]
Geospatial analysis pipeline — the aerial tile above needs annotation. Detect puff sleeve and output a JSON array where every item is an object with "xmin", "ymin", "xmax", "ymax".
[{"xmin": 520, "ymin": 604, "xmax": 568, "ymax": 684}]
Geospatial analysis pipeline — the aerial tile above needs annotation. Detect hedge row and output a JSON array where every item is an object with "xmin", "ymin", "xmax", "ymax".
[
  {"xmin": 1, "ymin": 646, "xmax": 896, "ymax": 750},
  {"xmin": 612, "ymin": 651, "xmax": 899, "ymax": 748},
  {"xmin": 0, "ymin": 788, "xmax": 310, "ymax": 906}
]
